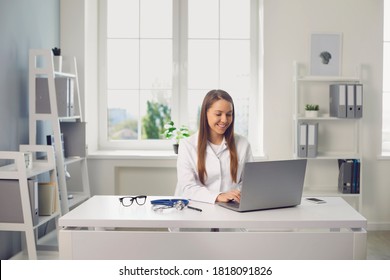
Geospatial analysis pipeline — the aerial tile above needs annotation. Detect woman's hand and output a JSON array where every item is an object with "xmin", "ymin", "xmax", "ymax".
[{"xmin": 216, "ymin": 189, "xmax": 241, "ymax": 203}]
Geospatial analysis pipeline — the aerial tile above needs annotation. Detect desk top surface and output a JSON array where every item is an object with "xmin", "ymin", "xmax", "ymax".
[{"xmin": 59, "ymin": 196, "xmax": 367, "ymax": 229}]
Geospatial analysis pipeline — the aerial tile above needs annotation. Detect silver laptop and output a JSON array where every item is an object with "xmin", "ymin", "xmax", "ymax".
[{"xmin": 218, "ymin": 159, "xmax": 307, "ymax": 212}]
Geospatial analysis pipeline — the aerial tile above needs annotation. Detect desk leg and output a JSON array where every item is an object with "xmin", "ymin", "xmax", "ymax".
[
  {"xmin": 352, "ymin": 228, "xmax": 367, "ymax": 260},
  {"xmin": 59, "ymin": 229, "xmax": 73, "ymax": 260}
]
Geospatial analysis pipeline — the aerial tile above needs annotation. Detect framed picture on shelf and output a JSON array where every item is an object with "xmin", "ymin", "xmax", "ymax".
[{"xmin": 310, "ymin": 33, "xmax": 342, "ymax": 76}]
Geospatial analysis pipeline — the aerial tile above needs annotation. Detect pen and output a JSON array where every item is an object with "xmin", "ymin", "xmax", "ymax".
[{"xmin": 188, "ymin": 205, "xmax": 202, "ymax": 212}]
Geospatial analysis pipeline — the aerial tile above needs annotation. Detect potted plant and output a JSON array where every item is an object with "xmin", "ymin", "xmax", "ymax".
[
  {"xmin": 304, "ymin": 104, "xmax": 319, "ymax": 118},
  {"xmin": 163, "ymin": 121, "xmax": 190, "ymax": 154},
  {"xmin": 52, "ymin": 47, "xmax": 62, "ymax": 72}
]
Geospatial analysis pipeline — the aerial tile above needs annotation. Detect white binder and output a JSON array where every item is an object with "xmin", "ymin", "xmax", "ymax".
[
  {"xmin": 329, "ymin": 84, "xmax": 347, "ymax": 118},
  {"xmin": 307, "ymin": 123, "xmax": 318, "ymax": 158},
  {"xmin": 298, "ymin": 123, "xmax": 308, "ymax": 158},
  {"xmin": 347, "ymin": 84, "xmax": 355, "ymax": 118},
  {"xmin": 29, "ymin": 179, "xmax": 39, "ymax": 225},
  {"xmin": 355, "ymin": 84, "xmax": 363, "ymax": 118}
]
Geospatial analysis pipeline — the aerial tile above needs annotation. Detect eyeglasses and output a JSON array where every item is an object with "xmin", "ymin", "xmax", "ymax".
[{"xmin": 119, "ymin": 195, "xmax": 147, "ymax": 207}]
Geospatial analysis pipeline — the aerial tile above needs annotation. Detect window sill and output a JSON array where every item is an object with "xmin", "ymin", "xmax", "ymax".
[
  {"xmin": 377, "ymin": 153, "xmax": 390, "ymax": 160},
  {"xmin": 87, "ymin": 150, "xmax": 267, "ymax": 161},
  {"xmin": 87, "ymin": 150, "xmax": 178, "ymax": 160}
]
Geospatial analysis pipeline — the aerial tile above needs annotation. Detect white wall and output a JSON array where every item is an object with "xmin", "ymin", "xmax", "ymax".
[
  {"xmin": 62, "ymin": 0, "xmax": 390, "ymax": 229},
  {"xmin": 60, "ymin": 0, "xmax": 99, "ymax": 151},
  {"xmin": 0, "ymin": 0, "xmax": 60, "ymax": 260},
  {"xmin": 262, "ymin": 0, "xmax": 388, "ymax": 230}
]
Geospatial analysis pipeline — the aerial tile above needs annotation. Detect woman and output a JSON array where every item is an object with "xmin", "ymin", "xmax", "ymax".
[{"xmin": 175, "ymin": 89, "xmax": 253, "ymax": 204}]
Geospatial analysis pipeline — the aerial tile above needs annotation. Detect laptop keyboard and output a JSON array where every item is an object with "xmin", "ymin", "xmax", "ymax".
[{"xmin": 227, "ymin": 201, "xmax": 240, "ymax": 208}]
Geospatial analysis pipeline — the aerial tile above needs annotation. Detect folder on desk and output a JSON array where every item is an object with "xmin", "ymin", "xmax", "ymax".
[
  {"xmin": 307, "ymin": 123, "xmax": 318, "ymax": 158},
  {"xmin": 298, "ymin": 122, "xmax": 308, "ymax": 158},
  {"xmin": 330, "ymin": 84, "xmax": 347, "ymax": 118},
  {"xmin": 355, "ymin": 84, "xmax": 363, "ymax": 118},
  {"xmin": 347, "ymin": 85, "xmax": 355, "ymax": 118}
]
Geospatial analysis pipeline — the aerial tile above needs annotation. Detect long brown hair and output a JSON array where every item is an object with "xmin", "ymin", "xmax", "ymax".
[{"xmin": 197, "ymin": 89, "xmax": 238, "ymax": 185}]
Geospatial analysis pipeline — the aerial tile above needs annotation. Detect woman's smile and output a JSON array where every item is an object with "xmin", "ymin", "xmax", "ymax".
[{"xmin": 207, "ymin": 99, "xmax": 233, "ymax": 143}]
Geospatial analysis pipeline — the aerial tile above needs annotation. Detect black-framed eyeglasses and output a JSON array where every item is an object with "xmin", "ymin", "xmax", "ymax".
[{"xmin": 119, "ymin": 195, "xmax": 147, "ymax": 207}]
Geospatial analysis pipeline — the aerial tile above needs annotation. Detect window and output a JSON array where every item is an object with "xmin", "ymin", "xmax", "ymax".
[
  {"xmin": 99, "ymin": 0, "xmax": 263, "ymax": 153},
  {"xmin": 383, "ymin": 0, "xmax": 390, "ymax": 154}
]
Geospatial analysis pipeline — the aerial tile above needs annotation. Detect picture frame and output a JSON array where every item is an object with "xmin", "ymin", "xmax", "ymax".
[{"xmin": 310, "ymin": 33, "xmax": 342, "ymax": 76}]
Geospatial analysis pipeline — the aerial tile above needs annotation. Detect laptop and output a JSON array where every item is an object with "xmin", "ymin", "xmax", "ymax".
[{"xmin": 218, "ymin": 159, "xmax": 307, "ymax": 212}]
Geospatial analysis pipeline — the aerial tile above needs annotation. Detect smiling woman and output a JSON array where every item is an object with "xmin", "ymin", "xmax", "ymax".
[{"xmin": 175, "ymin": 89, "xmax": 254, "ymax": 204}]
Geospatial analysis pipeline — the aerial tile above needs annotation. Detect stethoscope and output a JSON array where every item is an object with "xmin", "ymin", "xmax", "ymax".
[{"xmin": 150, "ymin": 199, "xmax": 202, "ymax": 212}]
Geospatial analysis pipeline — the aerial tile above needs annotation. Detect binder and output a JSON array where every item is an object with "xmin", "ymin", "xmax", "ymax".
[
  {"xmin": 329, "ymin": 84, "xmax": 347, "ymax": 118},
  {"xmin": 356, "ymin": 159, "xmax": 361, "ymax": 193},
  {"xmin": 338, "ymin": 159, "xmax": 353, "ymax": 193},
  {"xmin": 38, "ymin": 182, "xmax": 57, "ymax": 215},
  {"xmin": 347, "ymin": 84, "xmax": 355, "ymax": 118},
  {"xmin": 307, "ymin": 123, "xmax": 318, "ymax": 158},
  {"xmin": 338, "ymin": 159, "xmax": 361, "ymax": 194},
  {"xmin": 298, "ymin": 122, "xmax": 308, "ymax": 157},
  {"xmin": 355, "ymin": 84, "xmax": 363, "ymax": 118},
  {"xmin": 29, "ymin": 179, "xmax": 39, "ymax": 225},
  {"xmin": 68, "ymin": 78, "xmax": 75, "ymax": 116},
  {"xmin": 352, "ymin": 159, "xmax": 361, "ymax": 194},
  {"xmin": 47, "ymin": 133, "xmax": 65, "ymax": 158}
]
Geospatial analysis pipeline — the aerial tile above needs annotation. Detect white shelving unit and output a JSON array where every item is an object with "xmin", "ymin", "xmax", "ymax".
[
  {"xmin": 0, "ymin": 145, "xmax": 61, "ymax": 260},
  {"xmin": 293, "ymin": 62, "xmax": 363, "ymax": 210},
  {"xmin": 28, "ymin": 49, "xmax": 90, "ymax": 215}
]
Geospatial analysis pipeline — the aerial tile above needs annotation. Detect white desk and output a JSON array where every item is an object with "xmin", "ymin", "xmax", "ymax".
[{"xmin": 59, "ymin": 196, "xmax": 367, "ymax": 260}]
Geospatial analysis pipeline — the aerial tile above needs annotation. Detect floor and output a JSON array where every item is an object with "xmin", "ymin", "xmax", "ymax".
[
  {"xmin": 366, "ymin": 230, "xmax": 390, "ymax": 260},
  {"xmin": 11, "ymin": 230, "xmax": 390, "ymax": 260}
]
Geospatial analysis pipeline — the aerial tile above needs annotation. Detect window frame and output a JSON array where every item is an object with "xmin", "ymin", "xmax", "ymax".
[
  {"xmin": 98, "ymin": 0, "xmax": 263, "ymax": 154},
  {"xmin": 382, "ymin": 0, "xmax": 390, "ymax": 155}
]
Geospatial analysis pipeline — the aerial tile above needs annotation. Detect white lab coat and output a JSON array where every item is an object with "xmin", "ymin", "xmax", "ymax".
[{"xmin": 175, "ymin": 132, "xmax": 253, "ymax": 204}]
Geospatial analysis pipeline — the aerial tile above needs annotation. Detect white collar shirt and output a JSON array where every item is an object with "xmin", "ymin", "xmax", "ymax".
[{"xmin": 175, "ymin": 132, "xmax": 253, "ymax": 204}]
